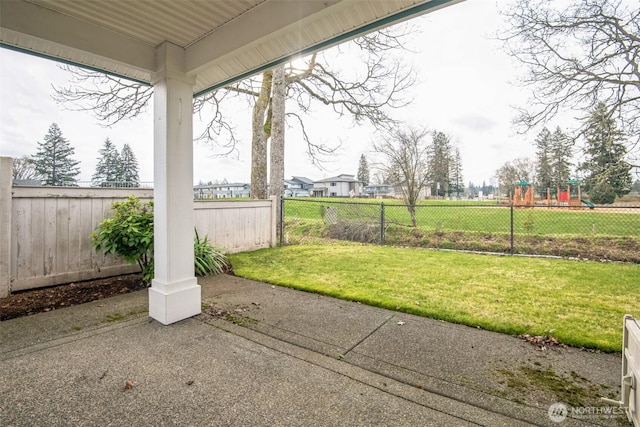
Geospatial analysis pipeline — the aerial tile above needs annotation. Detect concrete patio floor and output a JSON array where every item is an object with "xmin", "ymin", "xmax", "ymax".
[{"xmin": 0, "ymin": 274, "xmax": 625, "ymax": 426}]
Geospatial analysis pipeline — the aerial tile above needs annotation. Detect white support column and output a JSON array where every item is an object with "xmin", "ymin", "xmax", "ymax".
[{"xmin": 148, "ymin": 42, "xmax": 201, "ymax": 324}]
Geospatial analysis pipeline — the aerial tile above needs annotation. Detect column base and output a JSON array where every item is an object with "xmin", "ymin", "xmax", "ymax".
[{"xmin": 149, "ymin": 277, "xmax": 201, "ymax": 325}]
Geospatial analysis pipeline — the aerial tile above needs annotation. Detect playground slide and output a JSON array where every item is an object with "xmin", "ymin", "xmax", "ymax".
[{"xmin": 581, "ymin": 199, "xmax": 595, "ymax": 209}]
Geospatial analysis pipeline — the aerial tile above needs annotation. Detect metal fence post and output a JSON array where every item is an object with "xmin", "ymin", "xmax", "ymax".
[
  {"xmin": 279, "ymin": 196, "xmax": 285, "ymax": 247},
  {"xmin": 380, "ymin": 202, "xmax": 385, "ymax": 245},
  {"xmin": 510, "ymin": 202, "xmax": 514, "ymax": 255}
]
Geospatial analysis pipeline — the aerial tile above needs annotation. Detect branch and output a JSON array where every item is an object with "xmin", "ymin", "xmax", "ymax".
[
  {"xmin": 286, "ymin": 112, "xmax": 340, "ymax": 169},
  {"xmin": 499, "ymin": 0, "xmax": 640, "ymax": 153}
]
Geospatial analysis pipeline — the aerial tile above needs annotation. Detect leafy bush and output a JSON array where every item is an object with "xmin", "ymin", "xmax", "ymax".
[
  {"xmin": 91, "ymin": 195, "xmax": 154, "ymax": 282},
  {"xmin": 194, "ymin": 229, "xmax": 230, "ymax": 276},
  {"xmin": 91, "ymin": 196, "xmax": 230, "ymax": 283}
]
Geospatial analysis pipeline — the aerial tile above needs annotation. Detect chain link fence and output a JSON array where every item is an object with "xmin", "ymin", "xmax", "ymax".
[{"xmin": 281, "ymin": 198, "xmax": 640, "ymax": 263}]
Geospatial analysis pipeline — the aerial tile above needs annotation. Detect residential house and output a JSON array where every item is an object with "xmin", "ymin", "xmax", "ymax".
[
  {"xmin": 312, "ymin": 174, "xmax": 362, "ymax": 197},
  {"xmin": 364, "ymin": 183, "xmax": 394, "ymax": 198},
  {"xmin": 194, "ymin": 182, "xmax": 250, "ymax": 199},
  {"xmin": 284, "ymin": 176, "xmax": 313, "ymax": 197}
]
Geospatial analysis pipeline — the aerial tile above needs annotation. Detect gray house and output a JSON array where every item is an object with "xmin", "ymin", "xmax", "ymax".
[
  {"xmin": 284, "ymin": 176, "xmax": 313, "ymax": 197},
  {"xmin": 312, "ymin": 174, "xmax": 362, "ymax": 197}
]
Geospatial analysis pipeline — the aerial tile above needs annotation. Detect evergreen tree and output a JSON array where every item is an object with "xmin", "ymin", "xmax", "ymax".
[
  {"xmin": 120, "ymin": 143, "xmax": 140, "ymax": 187},
  {"xmin": 579, "ymin": 103, "xmax": 632, "ymax": 202},
  {"xmin": 357, "ymin": 154, "xmax": 370, "ymax": 187},
  {"xmin": 92, "ymin": 138, "xmax": 121, "ymax": 186},
  {"xmin": 535, "ymin": 126, "xmax": 573, "ymax": 194},
  {"xmin": 32, "ymin": 123, "xmax": 80, "ymax": 186},
  {"xmin": 534, "ymin": 127, "xmax": 553, "ymax": 192},
  {"xmin": 549, "ymin": 126, "xmax": 572, "ymax": 189},
  {"xmin": 449, "ymin": 147, "xmax": 464, "ymax": 198},
  {"xmin": 427, "ymin": 131, "xmax": 452, "ymax": 197}
]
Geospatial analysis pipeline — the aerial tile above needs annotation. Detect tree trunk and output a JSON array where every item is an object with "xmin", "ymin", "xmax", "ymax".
[
  {"xmin": 270, "ymin": 65, "xmax": 286, "ymax": 228},
  {"xmin": 250, "ymin": 71, "xmax": 272, "ymax": 199}
]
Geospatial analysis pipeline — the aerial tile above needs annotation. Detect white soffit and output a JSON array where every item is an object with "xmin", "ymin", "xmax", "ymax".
[{"xmin": 0, "ymin": 0, "xmax": 462, "ymax": 94}]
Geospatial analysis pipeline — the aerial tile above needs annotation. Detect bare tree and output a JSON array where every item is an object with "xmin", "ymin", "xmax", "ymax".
[
  {"xmin": 254, "ymin": 27, "xmax": 416, "ymax": 198},
  {"xmin": 372, "ymin": 126, "xmax": 430, "ymax": 227},
  {"xmin": 500, "ymin": 0, "xmax": 640, "ymax": 165},
  {"xmin": 12, "ymin": 155, "xmax": 40, "ymax": 181},
  {"xmin": 250, "ymin": 70, "xmax": 272, "ymax": 200},
  {"xmin": 270, "ymin": 65, "xmax": 286, "ymax": 228},
  {"xmin": 53, "ymin": 66, "xmax": 243, "ymax": 158},
  {"xmin": 495, "ymin": 157, "xmax": 536, "ymax": 197},
  {"xmin": 53, "ymin": 26, "xmax": 417, "ymax": 197}
]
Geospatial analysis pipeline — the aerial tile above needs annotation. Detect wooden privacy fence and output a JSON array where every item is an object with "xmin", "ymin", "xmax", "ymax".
[{"xmin": 0, "ymin": 157, "xmax": 277, "ymax": 297}]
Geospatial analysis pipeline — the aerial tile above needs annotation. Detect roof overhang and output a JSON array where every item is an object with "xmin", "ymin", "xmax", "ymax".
[{"xmin": 0, "ymin": 0, "xmax": 462, "ymax": 95}]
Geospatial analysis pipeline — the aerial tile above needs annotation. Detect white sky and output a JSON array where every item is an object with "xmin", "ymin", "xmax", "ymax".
[{"xmin": 0, "ymin": 0, "xmax": 536, "ymax": 186}]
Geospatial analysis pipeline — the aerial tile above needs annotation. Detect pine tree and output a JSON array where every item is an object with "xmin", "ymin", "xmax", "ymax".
[
  {"xmin": 449, "ymin": 147, "xmax": 464, "ymax": 198},
  {"xmin": 92, "ymin": 138, "xmax": 121, "ymax": 186},
  {"xmin": 535, "ymin": 126, "xmax": 573, "ymax": 194},
  {"xmin": 32, "ymin": 123, "xmax": 80, "ymax": 186},
  {"xmin": 120, "ymin": 143, "xmax": 140, "ymax": 187},
  {"xmin": 427, "ymin": 131, "xmax": 452, "ymax": 197},
  {"xmin": 534, "ymin": 128, "xmax": 553, "ymax": 192},
  {"xmin": 549, "ymin": 126, "xmax": 572, "ymax": 188},
  {"xmin": 579, "ymin": 103, "xmax": 632, "ymax": 203},
  {"xmin": 357, "ymin": 154, "xmax": 370, "ymax": 187}
]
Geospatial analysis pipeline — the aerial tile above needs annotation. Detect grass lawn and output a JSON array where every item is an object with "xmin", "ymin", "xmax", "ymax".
[{"xmin": 229, "ymin": 245, "xmax": 640, "ymax": 352}]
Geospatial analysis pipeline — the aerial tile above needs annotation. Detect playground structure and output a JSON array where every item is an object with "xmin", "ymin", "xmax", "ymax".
[
  {"xmin": 545, "ymin": 179, "xmax": 595, "ymax": 209},
  {"xmin": 513, "ymin": 180, "xmax": 535, "ymax": 207},
  {"xmin": 513, "ymin": 179, "xmax": 595, "ymax": 209}
]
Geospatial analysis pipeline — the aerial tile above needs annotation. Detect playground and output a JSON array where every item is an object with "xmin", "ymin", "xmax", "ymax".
[{"xmin": 513, "ymin": 179, "xmax": 595, "ymax": 209}]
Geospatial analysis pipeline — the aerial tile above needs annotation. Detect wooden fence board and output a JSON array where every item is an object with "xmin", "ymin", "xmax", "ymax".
[{"xmin": 6, "ymin": 189, "xmax": 274, "ymax": 292}]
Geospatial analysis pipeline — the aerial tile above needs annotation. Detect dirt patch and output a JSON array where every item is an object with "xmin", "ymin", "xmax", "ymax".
[{"xmin": 0, "ymin": 274, "xmax": 147, "ymax": 321}]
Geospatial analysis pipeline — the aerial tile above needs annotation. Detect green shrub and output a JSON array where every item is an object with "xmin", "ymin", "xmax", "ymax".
[
  {"xmin": 91, "ymin": 196, "xmax": 154, "ymax": 282},
  {"xmin": 91, "ymin": 196, "xmax": 230, "ymax": 283}
]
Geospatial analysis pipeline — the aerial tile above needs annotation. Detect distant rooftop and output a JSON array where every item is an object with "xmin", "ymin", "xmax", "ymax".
[{"xmin": 314, "ymin": 174, "xmax": 361, "ymax": 183}]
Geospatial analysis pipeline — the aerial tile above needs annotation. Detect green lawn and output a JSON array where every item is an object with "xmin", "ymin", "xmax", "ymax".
[
  {"xmin": 229, "ymin": 245, "xmax": 640, "ymax": 352},
  {"xmin": 284, "ymin": 199, "xmax": 640, "ymax": 236}
]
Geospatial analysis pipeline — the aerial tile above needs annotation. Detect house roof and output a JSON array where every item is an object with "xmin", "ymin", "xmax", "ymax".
[
  {"xmin": 314, "ymin": 174, "xmax": 361, "ymax": 184},
  {"xmin": 290, "ymin": 176, "xmax": 314, "ymax": 185},
  {"xmin": 0, "ymin": 0, "xmax": 462, "ymax": 96}
]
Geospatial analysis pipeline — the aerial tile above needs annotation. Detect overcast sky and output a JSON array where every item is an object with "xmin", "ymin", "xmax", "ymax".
[{"xmin": 0, "ymin": 0, "xmax": 536, "ymax": 186}]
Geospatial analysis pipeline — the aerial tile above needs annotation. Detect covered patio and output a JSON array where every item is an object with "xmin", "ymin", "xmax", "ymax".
[{"xmin": 0, "ymin": 0, "xmax": 461, "ymax": 324}]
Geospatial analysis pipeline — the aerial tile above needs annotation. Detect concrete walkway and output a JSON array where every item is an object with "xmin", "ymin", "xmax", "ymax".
[{"xmin": 0, "ymin": 275, "xmax": 624, "ymax": 426}]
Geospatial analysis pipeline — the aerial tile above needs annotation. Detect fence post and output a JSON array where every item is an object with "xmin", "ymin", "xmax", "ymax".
[
  {"xmin": 0, "ymin": 157, "xmax": 12, "ymax": 297},
  {"xmin": 510, "ymin": 202, "xmax": 514, "ymax": 255},
  {"xmin": 279, "ymin": 195, "xmax": 285, "ymax": 247},
  {"xmin": 380, "ymin": 202, "xmax": 385, "ymax": 245}
]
